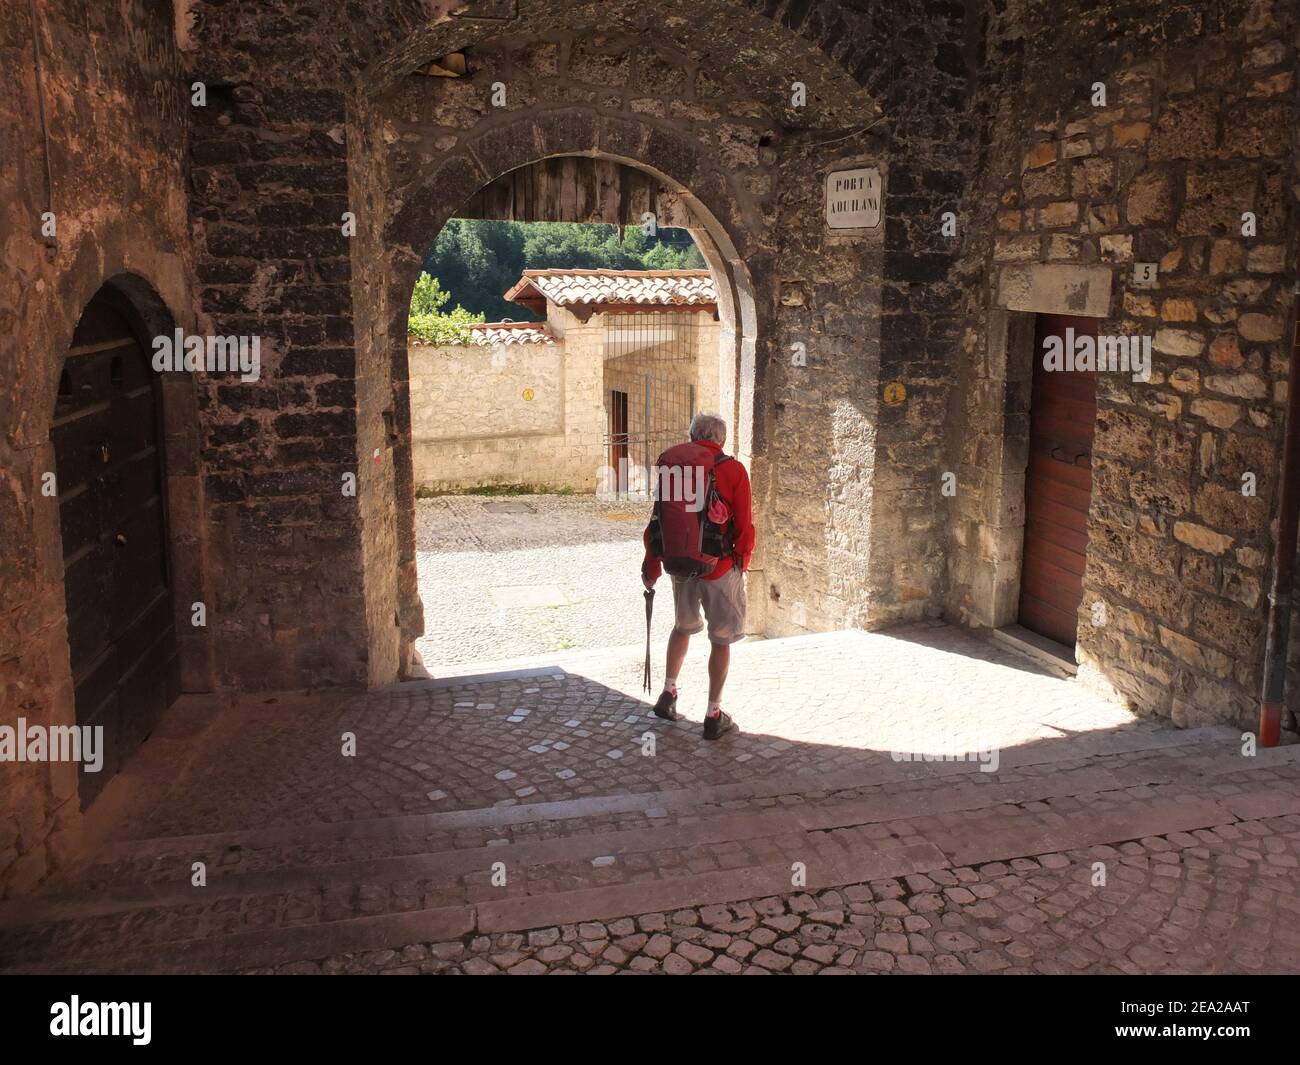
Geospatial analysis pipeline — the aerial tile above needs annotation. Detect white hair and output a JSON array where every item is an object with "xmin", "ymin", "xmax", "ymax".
[{"xmin": 688, "ymin": 412, "xmax": 727, "ymax": 445}]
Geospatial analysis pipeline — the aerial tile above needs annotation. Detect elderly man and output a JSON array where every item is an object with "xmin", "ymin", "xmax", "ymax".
[{"xmin": 641, "ymin": 412, "xmax": 754, "ymax": 739}]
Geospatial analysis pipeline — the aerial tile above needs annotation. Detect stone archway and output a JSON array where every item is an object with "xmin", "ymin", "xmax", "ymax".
[
  {"xmin": 182, "ymin": 0, "xmax": 970, "ymax": 692},
  {"xmin": 335, "ymin": 3, "xmax": 920, "ymax": 683},
  {"xmin": 354, "ymin": 114, "xmax": 771, "ymax": 681}
]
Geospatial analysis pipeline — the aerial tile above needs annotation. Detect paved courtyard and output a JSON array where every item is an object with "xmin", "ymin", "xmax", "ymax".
[
  {"xmin": 414, "ymin": 494, "xmax": 674, "ymax": 670},
  {"xmin": 1, "ymin": 623, "xmax": 1297, "ymax": 975}
]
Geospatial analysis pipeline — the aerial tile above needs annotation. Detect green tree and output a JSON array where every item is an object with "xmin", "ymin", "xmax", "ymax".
[
  {"xmin": 420, "ymin": 220, "xmax": 707, "ymax": 320},
  {"xmin": 407, "ymin": 272, "xmax": 486, "ymax": 343}
]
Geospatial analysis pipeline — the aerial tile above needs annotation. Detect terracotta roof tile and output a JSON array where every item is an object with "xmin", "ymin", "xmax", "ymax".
[
  {"xmin": 505, "ymin": 269, "xmax": 717, "ymax": 309},
  {"xmin": 466, "ymin": 321, "xmax": 556, "ymax": 345}
]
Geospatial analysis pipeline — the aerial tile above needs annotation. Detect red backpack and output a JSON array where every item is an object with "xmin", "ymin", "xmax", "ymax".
[{"xmin": 646, "ymin": 441, "xmax": 736, "ymax": 579}]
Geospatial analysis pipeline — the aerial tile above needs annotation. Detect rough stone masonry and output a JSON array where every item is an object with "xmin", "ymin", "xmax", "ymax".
[{"xmin": 0, "ymin": 0, "xmax": 1296, "ymax": 899}]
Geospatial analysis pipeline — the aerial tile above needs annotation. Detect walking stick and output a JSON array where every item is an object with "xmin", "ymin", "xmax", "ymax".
[{"xmin": 643, "ymin": 587, "xmax": 654, "ymax": 693}]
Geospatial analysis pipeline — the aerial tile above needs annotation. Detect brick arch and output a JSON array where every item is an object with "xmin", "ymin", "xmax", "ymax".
[
  {"xmin": 22, "ymin": 237, "xmax": 192, "ymax": 449},
  {"xmin": 353, "ymin": 0, "xmax": 890, "ymax": 114},
  {"xmin": 381, "ymin": 112, "xmax": 769, "ymax": 349},
  {"xmin": 363, "ymin": 110, "xmax": 773, "ymax": 680}
]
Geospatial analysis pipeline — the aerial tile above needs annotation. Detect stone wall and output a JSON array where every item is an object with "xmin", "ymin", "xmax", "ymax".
[
  {"xmin": 410, "ymin": 336, "xmax": 582, "ymax": 492},
  {"xmin": 0, "ymin": 1, "xmax": 194, "ymax": 897},
  {"xmin": 947, "ymin": 0, "xmax": 1299, "ymax": 726},
  {"xmin": 187, "ymin": 29, "xmax": 371, "ymax": 690}
]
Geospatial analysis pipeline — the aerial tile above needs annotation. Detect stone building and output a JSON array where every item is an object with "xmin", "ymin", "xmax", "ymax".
[
  {"xmin": 0, "ymin": 0, "xmax": 1297, "ymax": 897},
  {"xmin": 410, "ymin": 268, "xmax": 721, "ymax": 493}
]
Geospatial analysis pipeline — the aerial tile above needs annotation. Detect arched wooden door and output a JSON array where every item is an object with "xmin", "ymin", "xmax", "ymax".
[{"xmin": 52, "ymin": 290, "xmax": 179, "ymax": 808}]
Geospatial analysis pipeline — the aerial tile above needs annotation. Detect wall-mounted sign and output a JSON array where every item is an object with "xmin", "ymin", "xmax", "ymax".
[
  {"xmin": 825, "ymin": 167, "xmax": 882, "ymax": 230},
  {"xmin": 1132, "ymin": 262, "xmax": 1159, "ymax": 288}
]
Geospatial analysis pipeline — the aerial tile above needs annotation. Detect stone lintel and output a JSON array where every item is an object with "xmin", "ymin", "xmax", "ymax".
[{"xmin": 996, "ymin": 264, "xmax": 1113, "ymax": 319}]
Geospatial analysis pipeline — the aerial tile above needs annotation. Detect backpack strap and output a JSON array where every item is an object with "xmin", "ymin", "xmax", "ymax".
[{"xmin": 703, "ymin": 453, "xmax": 737, "ymax": 562}]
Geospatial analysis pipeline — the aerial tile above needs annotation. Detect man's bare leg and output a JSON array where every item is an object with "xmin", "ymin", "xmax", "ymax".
[
  {"xmin": 702, "ymin": 642, "xmax": 736, "ymax": 739},
  {"xmin": 665, "ymin": 628, "xmax": 690, "ymax": 682},
  {"xmin": 707, "ymin": 642, "xmax": 730, "ymax": 704}
]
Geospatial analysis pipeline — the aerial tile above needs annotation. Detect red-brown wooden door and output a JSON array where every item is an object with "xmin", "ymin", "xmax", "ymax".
[
  {"xmin": 1018, "ymin": 313, "xmax": 1098, "ymax": 650},
  {"xmin": 52, "ymin": 291, "xmax": 179, "ymax": 808},
  {"xmin": 609, "ymin": 389, "xmax": 629, "ymax": 493}
]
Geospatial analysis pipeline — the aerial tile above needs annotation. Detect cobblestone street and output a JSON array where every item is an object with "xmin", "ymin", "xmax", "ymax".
[
  {"xmin": 2, "ymin": 623, "xmax": 1297, "ymax": 975},
  {"xmin": 414, "ymin": 495, "xmax": 675, "ymax": 670}
]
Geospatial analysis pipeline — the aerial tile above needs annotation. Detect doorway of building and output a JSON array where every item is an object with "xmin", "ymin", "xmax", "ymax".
[
  {"xmin": 609, "ymin": 388, "xmax": 630, "ymax": 493},
  {"xmin": 1017, "ymin": 312, "xmax": 1098, "ymax": 653},
  {"xmin": 52, "ymin": 288, "xmax": 179, "ymax": 807}
]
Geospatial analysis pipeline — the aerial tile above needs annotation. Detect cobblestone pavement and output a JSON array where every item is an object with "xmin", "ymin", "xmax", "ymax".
[
  {"xmin": 2, "ymin": 624, "xmax": 1298, "ymax": 975},
  {"xmin": 279, "ymin": 823, "xmax": 1300, "ymax": 975},
  {"xmin": 414, "ymin": 494, "xmax": 674, "ymax": 669}
]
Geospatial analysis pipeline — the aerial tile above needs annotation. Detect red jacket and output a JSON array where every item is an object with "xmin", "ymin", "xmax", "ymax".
[{"xmin": 642, "ymin": 439, "xmax": 754, "ymax": 583}]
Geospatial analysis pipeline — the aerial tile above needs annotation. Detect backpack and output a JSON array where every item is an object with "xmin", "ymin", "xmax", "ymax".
[{"xmin": 646, "ymin": 441, "xmax": 736, "ymax": 580}]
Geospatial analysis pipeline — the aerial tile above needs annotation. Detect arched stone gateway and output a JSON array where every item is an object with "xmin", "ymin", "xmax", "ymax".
[
  {"xmin": 316, "ymin": 0, "xmax": 963, "ymax": 683},
  {"xmin": 181, "ymin": 0, "xmax": 970, "ymax": 693},
  {"xmin": 360, "ymin": 121, "xmax": 774, "ymax": 681}
]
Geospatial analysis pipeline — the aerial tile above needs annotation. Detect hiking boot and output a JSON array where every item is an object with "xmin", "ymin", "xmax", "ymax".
[
  {"xmin": 652, "ymin": 689, "xmax": 680, "ymax": 721},
  {"xmin": 702, "ymin": 709, "xmax": 735, "ymax": 740}
]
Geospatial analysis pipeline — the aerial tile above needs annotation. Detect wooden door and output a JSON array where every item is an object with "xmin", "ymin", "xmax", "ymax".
[
  {"xmin": 1018, "ymin": 313, "xmax": 1098, "ymax": 650},
  {"xmin": 52, "ymin": 292, "xmax": 179, "ymax": 807},
  {"xmin": 609, "ymin": 389, "xmax": 629, "ymax": 493}
]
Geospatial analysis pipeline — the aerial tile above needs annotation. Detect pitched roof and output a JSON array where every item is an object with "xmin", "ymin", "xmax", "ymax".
[
  {"xmin": 504, "ymin": 269, "xmax": 718, "ymax": 309},
  {"xmin": 466, "ymin": 321, "xmax": 556, "ymax": 345}
]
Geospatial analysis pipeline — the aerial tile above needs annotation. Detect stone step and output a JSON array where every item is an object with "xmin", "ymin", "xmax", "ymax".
[
  {"xmin": 23, "ymin": 725, "xmax": 1279, "ymax": 908},
  {"xmin": 1, "ymin": 763, "xmax": 1137, "ymax": 922},
  {"xmin": 68, "ymin": 723, "xmax": 1250, "ymax": 864},
  {"xmin": 10, "ymin": 783, "xmax": 1299, "ymax": 975},
  {"xmin": 3, "ymin": 749, "xmax": 1298, "ymax": 974},
  {"xmin": 12, "ymin": 728, "xmax": 1294, "ymax": 916}
]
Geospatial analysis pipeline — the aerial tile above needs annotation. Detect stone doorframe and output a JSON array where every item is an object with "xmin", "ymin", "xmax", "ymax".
[
  {"xmin": 25, "ymin": 267, "xmax": 210, "ymax": 838},
  {"xmin": 970, "ymin": 262, "xmax": 1114, "ymax": 632}
]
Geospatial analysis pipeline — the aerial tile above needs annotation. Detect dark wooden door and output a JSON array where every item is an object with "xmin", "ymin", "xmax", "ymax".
[
  {"xmin": 1018, "ymin": 313, "xmax": 1098, "ymax": 650},
  {"xmin": 52, "ymin": 292, "xmax": 178, "ymax": 808},
  {"xmin": 609, "ymin": 389, "xmax": 629, "ymax": 493}
]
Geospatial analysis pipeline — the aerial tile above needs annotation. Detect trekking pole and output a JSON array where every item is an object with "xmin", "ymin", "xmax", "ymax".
[{"xmin": 643, "ymin": 587, "xmax": 654, "ymax": 693}]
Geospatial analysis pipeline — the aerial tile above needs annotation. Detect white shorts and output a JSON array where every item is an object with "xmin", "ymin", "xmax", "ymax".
[{"xmin": 670, "ymin": 567, "xmax": 747, "ymax": 645}]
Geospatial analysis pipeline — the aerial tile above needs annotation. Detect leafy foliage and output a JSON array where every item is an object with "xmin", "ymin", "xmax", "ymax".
[
  {"xmin": 407, "ymin": 272, "xmax": 486, "ymax": 343},
  {"xmin": 419, "ymin": 220, "xmax": 706, "ymax": 322}
]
